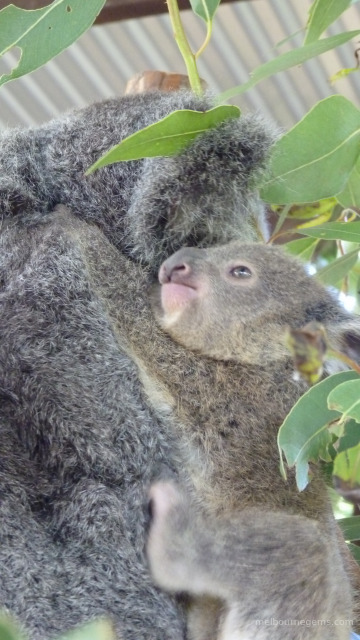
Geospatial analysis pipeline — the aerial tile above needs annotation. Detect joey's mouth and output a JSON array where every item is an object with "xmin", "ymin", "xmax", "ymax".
[{"xmin": 161, "ymin": 282, "xmax": 198, "ymax": 314}]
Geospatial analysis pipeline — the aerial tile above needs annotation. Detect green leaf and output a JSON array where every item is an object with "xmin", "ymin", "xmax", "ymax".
[
  {"xmin": 337, "ymin": 155, "xmax": 360, "ymax": 207},
  {"xmin": 316, "ymin": 249, "xmax": 359, "ymax": 287},
  {"xmin": 285, "ymin": 198, "xmax": 337, "ymax": 220},
  {"xmin": 330, "ymin": 66, "xmax": 359, "ymax": 84},
  {"xmin": 283, "ymin": 237, "xmax": 318, "ymax": 261},
  {"xmin": 0, "ymin": 617, "xmax": 22, "ymax": 640},
  {"xmin": 217, "ymin": 30, "xmax": 360, "ymax": 103},
  {"xmin": 337, "ymin": 419, "xmax": 360, "ymax": 453},
  {"xmin": 337, "ymin": 515, "xmax": 360, "ymax": 541},
  {"xmin": 347, "ymin": 541, "xmax": 360, "ymax": 562},
  {"xmin": 305, "ymin": 0, "xmax": 351, "ymax": 45},
  {"xmin": 60, "ymin": 619, "xmax": 114, "ymax": 640},
  {"xmin": 333, "ymin": 442, "xmax": 360, "ymax": 486},
  {"xmin": 189, "ymin": 0, "xmax": 220, "ymax": 21},
  {"xmin": 0, "ymin": 0, "xmax": 106, "ymax": 87},
  {"xmin": 328, "ymin": 379, "xmax": 360, "ymax": 422},
  {"xmin": 260, "ymin": 96, "xmax": 360, "ymax": 204},
  {"xmin": 86, "ymin": 106, "xmax": 240, "ymax": 173},
  {"xmin": 296, "ymin": 222, "xmax": 360, "ymax": 243},
  {"xmin": 277, "ymin": 370, "xmax": 360, "ymax": 491}
]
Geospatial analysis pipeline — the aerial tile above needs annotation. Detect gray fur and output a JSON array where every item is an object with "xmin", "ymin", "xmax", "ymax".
[
  {"xmin": 0, "ymin": 91, "xmax": 275, "ymax": 639},
  {"xmin": 0, "ymin": 91, "xmax": 274, "ymax": 267}
]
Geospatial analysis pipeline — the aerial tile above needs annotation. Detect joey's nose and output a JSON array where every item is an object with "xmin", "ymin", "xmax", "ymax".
[{"xmin": 158, "ymin": 259, "xmax": 192, "ymax": 284}]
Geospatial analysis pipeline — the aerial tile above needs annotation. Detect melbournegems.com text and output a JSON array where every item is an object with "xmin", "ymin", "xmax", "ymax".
[{"xmin": 255, "ymin": 618, "xmax": 354, "ymax": 629}]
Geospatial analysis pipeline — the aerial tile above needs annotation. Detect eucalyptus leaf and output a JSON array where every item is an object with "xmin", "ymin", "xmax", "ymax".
[
  {"xmin": 328, "ymin": 379, "xmax": 360, "ymax": 422},
  {"xmin": 60, "ymin": 619, "xmax": 114, "ymax": 640},
  {"xmin": 0, "ymin": 0, "xmax": 106, "ymax": 87},
  {"xmin": 333, "ymin": 442, "xmax": 360, "ymax": 487},
  {"xmin": 304, "ymin": 0, "xmax": 351, "ymax": 45},
  {"xmin": 286, "ymin": 198, "xmax": 336, "ymax": 220},
  {"xmin": 347, "ymin": 542, "xmax": 360, "ymax": 562},
  {"xmin": 277, "ymin": 370, "xmax": 359, "ymax": 491},
  {"xmin": 337, "ymin": 155, "xmax": 360, "ymax": 207},
  {"xmin": 283, "ymin": 237, "xmax": 318, "ymax": 261},
  {"xmin": 338, "ymin": 420, "xmax": 360, "ymax": 453},
  {"xmin": 337, "ymin": 515, "xmax": 360, "ymax": 541},
  {"xmin": 217, "ymin": 31, "xmax": 360, "ymax": 103},
  {"xmin": 330, "ymin": 66, "xmax": 359, "ymax": 84},
  {"xmin": 0, "ymin": 617, "xmax": 22, "ymax": 640},
  {"xmin": 316, "ymin": 249, "xmax": 359, "ymax": 287},
  {"xmin": 296, "ymin": 222, "xmax": 360, "ymax": 243},
  {"xmin": 272, "ymin": 204, "xmax": 291, "ymax": 235},
  {"xmin": 86, "ymin": 106, "xmax": 240, "ymax": 173},
  {"xmin": 189, "ymin": 0, "xmax": 220, "ymax": 22},
  {"xmin": 261, "ymin": 96, "xmax": 360, "ymax": 204}
]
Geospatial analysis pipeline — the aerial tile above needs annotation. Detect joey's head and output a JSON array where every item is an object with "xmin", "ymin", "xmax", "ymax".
[{"xmin": 151, "ymin": 241, "xmax": 360, "ymax": 366}]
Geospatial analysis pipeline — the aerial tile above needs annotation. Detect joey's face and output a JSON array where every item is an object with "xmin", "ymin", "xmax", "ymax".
[{"xmin": 151, "ymin": 241, "xmax": 334, "ymax": 363}]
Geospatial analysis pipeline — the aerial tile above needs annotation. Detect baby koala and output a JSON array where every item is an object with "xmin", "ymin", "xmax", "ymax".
[{"xmin": 144, "ymin": 241, "xmax": 360, "ymax": 640}]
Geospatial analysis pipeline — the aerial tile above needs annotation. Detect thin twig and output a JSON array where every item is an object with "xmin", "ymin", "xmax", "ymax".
[{"xmin": 166, "ymin": 0, "xmax": 203, "ymax": 95}]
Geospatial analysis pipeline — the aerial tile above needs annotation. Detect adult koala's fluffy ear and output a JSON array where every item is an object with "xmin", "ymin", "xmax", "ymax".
[
  {"xmin": 0, "ymin": 91, "xmax": 276, "ymax": 269},
  {"xmin": 126, "ymin": 110, "xmax": 277, "ymax": 267}
]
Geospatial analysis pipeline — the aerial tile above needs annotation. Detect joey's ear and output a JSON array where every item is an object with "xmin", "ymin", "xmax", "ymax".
[
  {"xmin": 327, "ymin": 319, "xmax": 360, "ymax": 366},
  {"xmin": 340, "ymin": 327, "xmax": 360, "ymax": 365}
]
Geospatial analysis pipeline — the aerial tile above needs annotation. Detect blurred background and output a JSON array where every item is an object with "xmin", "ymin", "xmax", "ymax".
[{"xmin": 0, "ymin": 0, "xmax": 359, "ymax": 130}]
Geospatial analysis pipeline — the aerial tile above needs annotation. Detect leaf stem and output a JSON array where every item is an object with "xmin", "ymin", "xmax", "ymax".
[
  {"xmin": 271, "ymin": 203, "xmax": 292, "ymax": 238},
  {"xmin": 166, "ymin": 0, "xmax": 203, "ymax": 95},
  {"xmin": 195, "ymin": 17, "xmax": 213, "ymax": 59}
]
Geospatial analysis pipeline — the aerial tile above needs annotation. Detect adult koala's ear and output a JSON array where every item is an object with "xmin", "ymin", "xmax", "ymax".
[{"xmin": 126, "ymin": 110, "xmax": 277, "ymax": 268}]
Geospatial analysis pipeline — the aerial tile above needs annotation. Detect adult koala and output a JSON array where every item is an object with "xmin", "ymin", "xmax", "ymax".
[{"xmin": 0, "ymin": 90, "xmax": 273, "ymax": 639}]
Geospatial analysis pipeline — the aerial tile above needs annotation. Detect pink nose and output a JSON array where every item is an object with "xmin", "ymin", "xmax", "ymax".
[{"xmin": 159, "ymin": 260, "xmax": 191, "ymax": 284}]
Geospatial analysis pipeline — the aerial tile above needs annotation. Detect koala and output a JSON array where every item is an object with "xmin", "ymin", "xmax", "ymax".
[
  {"xmin": 0, "ymin": 90, "xmax": 275, "ymax": 640},
  {"xmin": 142, "ymin": 242, "xmax": 360, "ymax": 640},
  {"xmin": 70, "ymin": 233, "xmax": 359, "ymax": 640}
]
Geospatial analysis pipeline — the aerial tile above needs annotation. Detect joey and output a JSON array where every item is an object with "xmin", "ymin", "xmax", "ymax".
[{"xmin": 141, "ymin": 241, "xmax": 360, "ymax": 640}]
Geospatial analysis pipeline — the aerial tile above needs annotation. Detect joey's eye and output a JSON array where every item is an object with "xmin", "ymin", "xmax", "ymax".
[{"xmin": 230, "ymin": 265, "xmax": 252, "ymax": 278}]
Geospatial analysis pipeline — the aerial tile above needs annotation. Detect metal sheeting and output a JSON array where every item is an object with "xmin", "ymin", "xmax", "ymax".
[{"xmin": 0, "ymin": 0, "xmax": 359, "ymax": 129}]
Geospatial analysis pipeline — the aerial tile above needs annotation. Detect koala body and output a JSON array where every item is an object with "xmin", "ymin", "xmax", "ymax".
[
  {"xmin": 143, "ymin": 242, "xmax": 360, "ymax": 640},
  {"xmin": 0, "ymin": 92, "xmax": 274, "ymax": 639}
]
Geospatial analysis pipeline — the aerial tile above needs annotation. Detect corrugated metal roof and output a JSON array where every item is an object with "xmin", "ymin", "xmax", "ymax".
[{"xmin": 0, "ymin": 0, "xmax": 359, "ymax": 129}]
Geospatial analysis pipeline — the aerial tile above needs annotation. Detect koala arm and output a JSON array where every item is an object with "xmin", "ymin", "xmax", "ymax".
[{"xmin": 147, "ymin": 482, "xmax": 350, "ymax": 640}]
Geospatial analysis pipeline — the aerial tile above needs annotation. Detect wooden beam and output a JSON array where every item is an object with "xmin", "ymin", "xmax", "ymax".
[
  {"xmin": 0, "ymin": 0, "xmax": 248, "ymax": 23},
  {"xmin": 95, "ymin": 0, "xmax": 246, "ymax": 23}
]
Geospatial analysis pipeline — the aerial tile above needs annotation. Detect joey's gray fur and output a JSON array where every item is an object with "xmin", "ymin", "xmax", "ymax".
[
  {"xmin": 143, "ymin": 244, "xmax": 360, "ymax": 640},
  {"xmin": 0, "ymin": 91, "xmax": 275, "ymax": 639}
]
